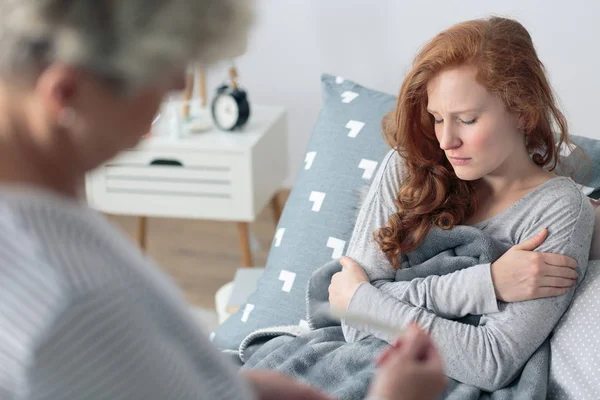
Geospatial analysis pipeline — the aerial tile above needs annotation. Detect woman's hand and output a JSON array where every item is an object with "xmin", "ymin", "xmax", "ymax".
[
  {"xmin": 491, "ymin": 228, "xmax": 579, "ymax": 302},
  {"xmin": 368, "ymin": 323, "xmax": 447, "ymax": 400},
  {"xmin": 242, "ymin": 370, "xmax": 334, "ymax": 400},
  {"xmin": 328, "ymin": 256, "xmax": 369, "ymax": 310}
]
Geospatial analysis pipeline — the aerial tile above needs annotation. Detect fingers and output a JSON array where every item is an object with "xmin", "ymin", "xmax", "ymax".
[
  {"xmin": 340, "ymin": 256, "xmax": 361, "ymax": 271},
  {"xmin": 376, "ymin": 327, "xmax": 419, "ymax": 368},
  {"xmin": 245, "ymin": 370, "xmax": 335, "ymax": 400},
  {"xmin": 330, "ymin": 271, "xmax": 341, "ymax": 283},
  {"xmin": 375, "ymin": 339, "xmax": 402, "ymax": 366},
  {"xmin": 541, "ymin": 265, "xmax": 579, "ymax": 280},
  {"xmin": 339, "ymin": 257, "xmax": 369, "ymax": 283},
  {"xmin": 526, "ymin": 263, "xmax": 578, "ymax": 299},
  {"xmin": 298, "ymin": 386, "xmax": 336, "ymax": 400},
  {"xmin": 401, "ymin": 324, "xmax": 431, "ymax": 361},
  {"xmin": 379, "ymin": 325, "xmax": 443, "ymax": 368},
  {"xmin": 339, "ymin": 256, "xmax": 353, "ymax": 268},
  {"xmin": 542, "ymin": 254, "xmax": 578, "ymax": 269},
  {"xmin": 513, "ymin": 228, "xmax": 547, "ymax": 251},
  {"xmin": 376, "ymin": 324, "xmax": 446, "ymax": 394},
  {"xmin": 375, "ymin": 351, "xmax": 390, "ymax": 367},
  {"xmin": 535, "ymin": 286, "xmax": 571, "ymax": 298},
  {"xmin": 421, "ymin": 338, "xmax": 445, "ymax": 372},
  {"xmin": 539, "ymin": 276, "xmax": 577, "ymax": 288},
  {"xmin": 279, "ymin": 381, "xmax": 335, "ymax": 400},
  {"xmin": 421, "ymin": 347, "xmax": 448, "ymax": 393}
]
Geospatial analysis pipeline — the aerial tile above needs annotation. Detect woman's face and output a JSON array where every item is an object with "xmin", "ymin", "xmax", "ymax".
[{"xmin": 426, "ymin": 65, "xmax": 524, "ymax": 182}]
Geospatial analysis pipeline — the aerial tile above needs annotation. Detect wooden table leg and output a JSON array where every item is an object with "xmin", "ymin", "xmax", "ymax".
[
  {"xmin": 237, "ymin": 222, "xmax": 253, "ymax": 267},
  {"xmin": 138, "ymin": 216, "xmax": 147, "ymax": 250},
  {"xmin": 270, "ymin": 192, "xmax": 282, "ymax": 225}
]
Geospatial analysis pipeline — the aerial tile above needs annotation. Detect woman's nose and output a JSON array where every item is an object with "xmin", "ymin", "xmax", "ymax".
[{"xmin": 438, "ymin": 124, "xmax": 462, "ymax": 151}]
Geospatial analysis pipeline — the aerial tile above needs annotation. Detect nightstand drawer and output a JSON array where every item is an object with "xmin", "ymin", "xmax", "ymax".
[
  {"xmin": 109, "ymin": 149, "xmax": 234, "ymax": 171},
  {"xmin": 87, "ymin": 150, "xmax": 251, "ymax": 220}
]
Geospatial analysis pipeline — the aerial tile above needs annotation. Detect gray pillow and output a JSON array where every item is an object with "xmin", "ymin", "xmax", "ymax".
[
  {"xmin": 557, "ymin": 135, "xmax": 600, "ymax": 199},
  {"xmin": 212, "ymin": 74, "xmax": 395, "ymax": 350}
]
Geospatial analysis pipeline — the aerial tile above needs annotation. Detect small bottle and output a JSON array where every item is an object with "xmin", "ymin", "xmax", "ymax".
[{"xmin": 167, "ymin": 98, "xmax": 182, "ymax": 140}]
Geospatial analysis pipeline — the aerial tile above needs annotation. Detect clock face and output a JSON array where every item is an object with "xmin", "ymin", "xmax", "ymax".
[{"xmin": 213, "ymin": 94, "xmax": 239, "ymax": 130}]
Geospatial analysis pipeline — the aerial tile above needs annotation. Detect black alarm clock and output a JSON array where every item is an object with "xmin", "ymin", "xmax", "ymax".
[
  {"xmin": 211, "ymin": 66, "xmax": 250, "ymax": 131},
  {"xmin": 211, "ymin": 84, "xmax": 250, "ymax": 131}
]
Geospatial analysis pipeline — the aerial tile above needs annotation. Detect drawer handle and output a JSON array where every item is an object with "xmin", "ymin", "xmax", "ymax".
[{"xmin": 149, "ymin": 159, "xmax": 183, "ymax": 167}]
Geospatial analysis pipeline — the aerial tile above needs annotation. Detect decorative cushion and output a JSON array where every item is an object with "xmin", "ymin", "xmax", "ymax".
[
  {"xmin": 212, "ymin": 74, "xmax": 395, "ymax": 350},
  {"xmin": 557, "ymin": 135, "xmax": 600, "ymax": 199},
  {"xmin": 548, "ymin": 260, "xmax": 600, "ymax": 400}
]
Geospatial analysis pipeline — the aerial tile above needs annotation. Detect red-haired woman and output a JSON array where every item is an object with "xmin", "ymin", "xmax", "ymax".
[{"xmin": 329, "ymin": 16, "xmax": 594, "ymax": 395}]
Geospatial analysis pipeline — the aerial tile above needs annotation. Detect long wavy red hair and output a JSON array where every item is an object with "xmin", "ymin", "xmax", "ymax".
[{"xmin": 377, "ymin": 16, "xmax": 575, "ymax": 268}]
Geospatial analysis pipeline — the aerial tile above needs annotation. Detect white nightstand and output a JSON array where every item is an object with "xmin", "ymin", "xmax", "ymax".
[{"xmin": 86, "ymin": 105, "xmax": 288, "ymax": 267}]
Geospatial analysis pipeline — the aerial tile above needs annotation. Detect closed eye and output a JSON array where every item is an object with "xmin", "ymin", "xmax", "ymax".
[{"xmin": 433, "ymin": 117, "xmax": 477, "ymax": 125}]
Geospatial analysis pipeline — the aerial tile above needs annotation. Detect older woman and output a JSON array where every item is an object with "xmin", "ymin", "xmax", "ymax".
[{"xmin": 0, "ymin": 1, "xmax": 445, "ymax": 400}]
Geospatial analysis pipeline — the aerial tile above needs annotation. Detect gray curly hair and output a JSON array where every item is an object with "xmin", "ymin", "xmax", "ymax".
[{"xmin": 0, "ymin": 0, "xmax": 253, "ymax": 92}]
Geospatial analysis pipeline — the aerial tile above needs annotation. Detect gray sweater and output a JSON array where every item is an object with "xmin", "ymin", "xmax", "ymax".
[
  {"xmin": 0, "ymin": 187, "xmax": 254, "ymax": 400},
  {"xmin": 342, "ymin": 150, "xmax": 594, "ymax": 392}
]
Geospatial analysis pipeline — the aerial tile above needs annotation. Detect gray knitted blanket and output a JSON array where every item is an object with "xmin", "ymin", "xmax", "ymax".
[{"xmin": 237, "ymin": 226, "xmax": 549, "ymax": 400}]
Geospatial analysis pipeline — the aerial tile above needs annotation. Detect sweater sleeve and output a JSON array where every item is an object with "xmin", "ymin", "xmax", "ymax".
[
  {"xmin": 342, "ymin": 150, "xmax": 500, "ymax": 340},
  {"xmin": 344, "ymin": 182, "xmax": 594, "ymax": 391}
]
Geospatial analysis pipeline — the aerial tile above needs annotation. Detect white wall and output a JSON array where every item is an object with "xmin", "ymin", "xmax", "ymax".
[{"xmin": 204, "ymin": 0, "xmax": 600, "ymax": 187}]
